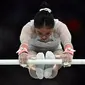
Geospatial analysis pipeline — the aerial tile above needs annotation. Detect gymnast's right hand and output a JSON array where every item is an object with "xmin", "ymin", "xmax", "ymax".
[
  {"xmin": 18, "ymin": 52, "xmax": 29, "ymax": 67},
  {"xmin": 16, "ymin": 43, "xmax": 29, "ymax": 68}
]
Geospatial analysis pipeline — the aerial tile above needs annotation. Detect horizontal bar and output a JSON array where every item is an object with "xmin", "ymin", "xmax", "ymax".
[{"xmin": 0, "ymin": 59, "xmax": 85, "ymax": 65}]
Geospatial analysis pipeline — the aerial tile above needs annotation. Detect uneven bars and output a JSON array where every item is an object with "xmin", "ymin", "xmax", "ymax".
[{"xmin": 0, "ymin": 59, "xmax": 85, "ymax": 65}]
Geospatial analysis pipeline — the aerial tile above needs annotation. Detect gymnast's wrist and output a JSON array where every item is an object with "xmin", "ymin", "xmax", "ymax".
[{"xmin": 16, "ymin": 43, "xmax": 29, "ymax": 55}]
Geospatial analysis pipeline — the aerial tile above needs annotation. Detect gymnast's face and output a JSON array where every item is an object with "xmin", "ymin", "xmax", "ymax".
[{"xmin": 36, "ymin": 27, "xmax": 53, "ymax": 40}]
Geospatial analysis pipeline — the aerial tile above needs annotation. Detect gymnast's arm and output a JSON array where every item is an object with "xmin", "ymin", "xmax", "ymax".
[
  {"xmin": 57, "ymin": 21, "xmax": 74, "ymax": 53},
  {"xmin": 19, "ymin": 22, "xmax": 32, "ymax": 52}
]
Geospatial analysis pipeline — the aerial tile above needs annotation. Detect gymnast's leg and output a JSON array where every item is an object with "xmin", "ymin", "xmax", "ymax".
[
  {"xmin": 28, "ymin": 51, "xmax": 45, "ymax": 79},
  {"xmin": 44, "ymin": 50, "xmax": 63, "ymax": 79}
]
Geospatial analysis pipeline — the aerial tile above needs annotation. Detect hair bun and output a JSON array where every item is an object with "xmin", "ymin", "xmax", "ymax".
[{"xmin": 40, "ymin": 1, "xmax": 49, "ymax": 8}]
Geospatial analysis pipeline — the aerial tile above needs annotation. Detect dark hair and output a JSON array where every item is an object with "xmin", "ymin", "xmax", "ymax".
[
  {"xmin": 40, "ymin": 1, "xmax": 49, "ymax": 8},
  {"xmin": 34, "ymin": 2, "xmax": 54, "ymax": 29}
]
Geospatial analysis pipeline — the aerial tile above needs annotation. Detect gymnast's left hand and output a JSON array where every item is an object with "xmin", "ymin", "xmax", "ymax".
[{"xmin": 60, "ymin": 52, "xmax": 73, "ymax": 67}]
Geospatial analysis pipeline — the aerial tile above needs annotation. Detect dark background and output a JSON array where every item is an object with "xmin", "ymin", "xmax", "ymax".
[{"xmin": 0, "ymin": 0, "xmax": 85, "ymax": 85}]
